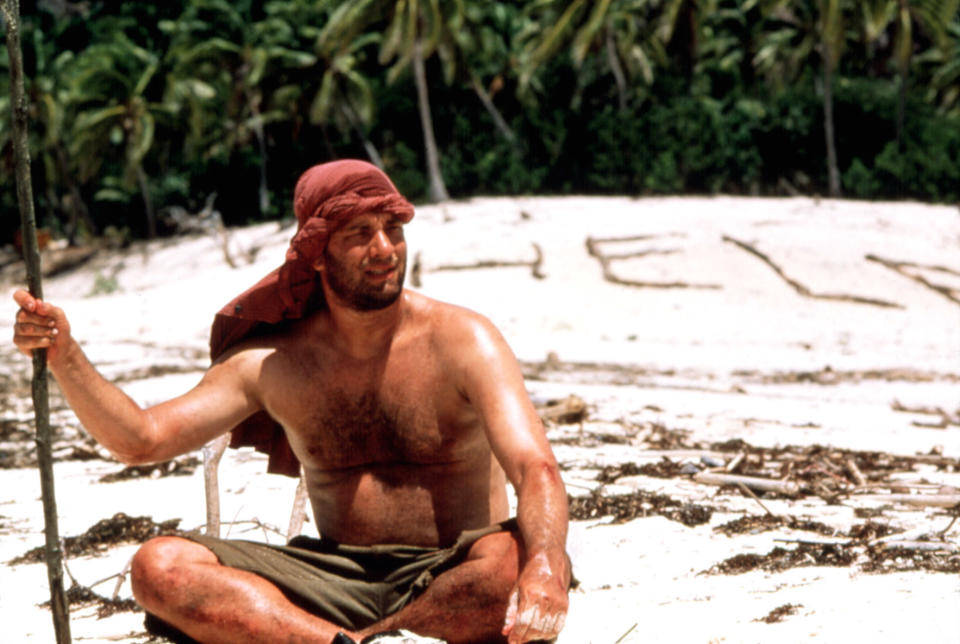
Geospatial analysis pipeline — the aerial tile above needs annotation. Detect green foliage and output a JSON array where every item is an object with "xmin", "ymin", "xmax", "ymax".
[
  {"xmin": 87, "ymin": 272, "xmax": 120, "ymax": 297},
  {"xmin": 2, "ymin": 0, "xmax": 960, "ymax": 248}
]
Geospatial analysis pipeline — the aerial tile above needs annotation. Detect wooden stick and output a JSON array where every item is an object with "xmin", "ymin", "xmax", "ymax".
[
  {"xmin": 876, "ymin": 540, "xmax": 960, "ymax": 552},
  {"xmin": 202, "ymin": 433, "xmax": 231, "ymax": 537},
  {"xmin": 737, "ymin": 482, "xmax": 776, "ymax": 517},
  {"xmin": 855, "ymin": 494, "xmax": 960, "ymax": 508},
  {"xmin": 693, "ymin": 471, "xmax": 801, "ymax": 496},
  {"xmin": 287, "ymin": 469, "xmax": 310, "ymax": 540},
  {"xmin": 866, "ymin": 254, "xmax": 960, "ymax": 306},
  {"xmin": 845, "ymin": 458, "xmax": 866, "ymax": 486},
  {"xmin": 585, "ymin": 237, "xmax": 722, "ymax": 290},
  {"xmin": 1, "ymin": 2, "xmax": 71, "ymax": 640},
  {"xmin": 725, "ymin": 452, "xmax": 746, "ymax": 473},
  {"xmin": 723, "ymin": 235, "xmax": 902, "ymax": 308}
]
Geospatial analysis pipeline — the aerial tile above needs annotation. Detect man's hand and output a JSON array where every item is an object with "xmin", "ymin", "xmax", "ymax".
[
  {"xmin": 12, "ymin": 289, "xmax": 72, "ymax": 364},
  {"xmin": 502, "ymin": 551, "xmax": 569, "ymax": 643}
]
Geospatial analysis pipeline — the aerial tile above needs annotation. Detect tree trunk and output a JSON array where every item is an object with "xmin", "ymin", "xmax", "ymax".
[
  {"xmin": 248, "ymin": 94, "xmax": 270, "ymax": 216},
  {"xmin": 136, "ymin": 164, "xmax": 156, "ymax": 238},
  {"xmin": 822, "ymin": 56, "xmax": 841, "ymax": 197},
  {"xmin": 0, "ymin": 2, "xmax": 72, "ymax": 641},
  {"xmin": 605, "ymin": 23, "xmax": 629, "ymax": 112},
  {"xmin": 412, "ymin": 36, "xmax": 449, "ymax": 202},
  {"xmin": 340, "ymin": 102, "xmax": 385, "ymax": 169},
  {"xmin": 896, "ymin": 68, "xmax": 907, "ymax": 152},
  {"xmin": 56, "ymin": 145, "xmax": 94, "ymax": 243},
  {"xmin": 469, "ymin": 73, "xmax": 516, "ymax": 144}
]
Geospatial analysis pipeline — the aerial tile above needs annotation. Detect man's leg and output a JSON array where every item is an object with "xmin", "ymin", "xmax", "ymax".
[
  {"xmin": 131, "ymin": 536, "xmax": 360, "ymax": 644},
  {"xmin": 357, "ymin": 529, "xmax": 523, "ymax": 644}
]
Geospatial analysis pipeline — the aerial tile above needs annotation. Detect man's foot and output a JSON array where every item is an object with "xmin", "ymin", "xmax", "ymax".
[
  {"xmin": 362, "ymin": 631, "xmax": 447, "ymax": 644},
  {"xmin": 333, "ymin": 630, "xmax": 447, "ymax": 644}
]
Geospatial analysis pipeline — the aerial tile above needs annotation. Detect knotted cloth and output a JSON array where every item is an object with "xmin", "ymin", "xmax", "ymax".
[{"xmin": 208, "ymin": 160, "xmax": 415, "ymax": 477}]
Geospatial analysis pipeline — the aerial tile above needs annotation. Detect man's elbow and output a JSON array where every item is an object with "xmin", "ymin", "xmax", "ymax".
[
  {"xmin": 516, "ymin": 458, "xmax": 565, "ymax": 489},
  {"xmin": 106, "ymin": 415, "xmax": 165, "ymax": 465}
]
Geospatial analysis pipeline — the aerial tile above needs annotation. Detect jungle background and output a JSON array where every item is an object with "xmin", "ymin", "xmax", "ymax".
[{"xmin": 2, "ymin": 0, "xmax": 959, "ymax": 247}]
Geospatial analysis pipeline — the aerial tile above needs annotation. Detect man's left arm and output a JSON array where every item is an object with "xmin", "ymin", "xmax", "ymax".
[{"xmin": 454, "ymin": 314, "xmax": 571, "ymax": 643}]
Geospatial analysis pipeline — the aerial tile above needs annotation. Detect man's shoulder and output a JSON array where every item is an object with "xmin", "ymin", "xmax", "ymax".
[
  {"xmin": 404, "ymin": 291, "xmax": 504, "ymax": 356},
  {"xmin": 213, "ymin": 319, "xmax": 304, "ymax": 366},
  {"xmin": 406, "ymin": 291, "xmax": 494, "ymax": 334}
]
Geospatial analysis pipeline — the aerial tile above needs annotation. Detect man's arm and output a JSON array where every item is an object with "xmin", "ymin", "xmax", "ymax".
[
  {"xmin": 452, "ymin": 311, "xmax": 571, "ymax": 644},
  {"xmin": 12, "ymin": 289, "xmax": 262, "ymax": 464}
]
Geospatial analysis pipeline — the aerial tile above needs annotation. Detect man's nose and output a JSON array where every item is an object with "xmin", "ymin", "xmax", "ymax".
[{"xmin": 369, "ymin": 229, "xmax": 394, "ymax": 258}]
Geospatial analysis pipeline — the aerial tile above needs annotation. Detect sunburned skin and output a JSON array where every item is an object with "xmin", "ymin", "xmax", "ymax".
[
  {"xmin": 11, "ymin": 200, "xmax": 571, "ymax": 643},
  {"xmin": 244, "ymin": 293, "xmax": 512, "ymax": 546}
]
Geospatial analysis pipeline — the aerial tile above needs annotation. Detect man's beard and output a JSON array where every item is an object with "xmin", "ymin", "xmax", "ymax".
[{"xmin": 322, "ymin": 249, "xmax": 406, "ymax": 311}]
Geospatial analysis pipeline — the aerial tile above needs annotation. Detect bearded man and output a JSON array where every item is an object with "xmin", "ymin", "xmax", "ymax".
[{"xmin": 12, "ymin": 160, "xmax": 571, "ymax": 644}]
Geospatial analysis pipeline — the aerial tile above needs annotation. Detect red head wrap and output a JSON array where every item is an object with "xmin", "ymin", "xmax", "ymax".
[{"xmin": 208, "ymin": 160, "xmax": 414, "ymax": 476}]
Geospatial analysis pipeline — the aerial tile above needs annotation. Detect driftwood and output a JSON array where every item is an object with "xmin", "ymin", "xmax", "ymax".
[
  {"xmin": 693, "ymin": 471, "xmax": 801, "ymax": 496},
  {"xmin": 203, "ymin": 433, "xmax": 310, "ymax": 541},
  {"xmin": 855, "ymin": 494, "xmax": 960, "ymax": 509},
  {"xmin": 2, "ymin": 1, "xmax": 71, "ymax": 640},
  {"xmin": 866, "ymin": 254, "xmax": 960, "ymax": 306},
  {"xmin": 410, "ymin": 244, "xmax": 545, "ymax": 287},
  {"xmin": 537, "ymin": 395, "xmax": 588, "ymax": 424},
  {"xmin": 287, "ymin": 474, "xmax": 310, "ymax": 539},
  {"xmin": 891, "ymin": 399, "xmax": 960, "ymax": 428},
  {"xmin": 202, "ymin": 433, "xmax": 231, "ymax": 537},
  {"xmin": 875, "ymin": 540, "xmax": 960, "ymax": 552},
  {"xmin": 722, "ymin": 235, "xmax": 902, "ymax": 308},
  {"xmin": 586, "ymin": 235, "xmax": 721, "ymax": 290}
]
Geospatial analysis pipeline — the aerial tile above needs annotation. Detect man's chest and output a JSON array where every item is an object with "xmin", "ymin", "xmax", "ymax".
[{"xmin": 262, "ymin": 348, "xmax": 478, "ymax": 469}]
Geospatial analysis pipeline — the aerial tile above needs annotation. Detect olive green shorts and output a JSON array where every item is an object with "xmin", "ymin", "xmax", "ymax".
[{"xmin": 185, "ymin": 519, "xmax": 518, "ymax": 632}]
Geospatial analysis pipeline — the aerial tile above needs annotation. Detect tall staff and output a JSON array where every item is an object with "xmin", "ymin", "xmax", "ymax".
[{"xmin": 1, "ymin": 1, "xmax": 72, "ymax": 641}]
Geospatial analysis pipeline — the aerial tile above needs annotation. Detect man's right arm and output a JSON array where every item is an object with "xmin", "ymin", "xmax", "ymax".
[{"xmin": 12, "ymin": 289, "xmax": 262, "ymax": 464}]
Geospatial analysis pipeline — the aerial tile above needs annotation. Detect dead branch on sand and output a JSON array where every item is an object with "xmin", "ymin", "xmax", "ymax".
[
  {"xmin": 586, "ymin": 235, "xmax": 722, "ymax": 290},
  {"xmin": 891, "ymin": 399, "xmax": 960, "ymax": 428},
  {"xmin": 410, "ymin": 244, "xmax": 545, "ymax": 287},
  {"xmin": 693, "ymin": 471, "xmax": 802, "ymax": 496},
  {"xmin": 722, "ymin": 235, "xmax": 902, "ymax": 308},
  {"xmin": 866, "ymin": 254, "xmax": 960, "ymax": 306}
]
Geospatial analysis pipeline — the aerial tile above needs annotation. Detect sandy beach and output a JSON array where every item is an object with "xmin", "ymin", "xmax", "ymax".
[{"xmin": 1, "ymin": 195, "xmax": 958, "ymax": 643}]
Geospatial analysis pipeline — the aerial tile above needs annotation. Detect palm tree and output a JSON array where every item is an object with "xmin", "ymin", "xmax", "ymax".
[
  {"xmin": 755, "ymin": 0, "xmax": 857, "ymax": 197},
  {"xmin": 860, "ymin": 0, "xmax": 960, "ymax": 149},
  {"xmin": 927, "ymin": 18, "xmax": 960, "ymax": 114},
  {"xmin": 312, "ymin": 1, "xmax": 385, "ymax": 166},
  {"xmin": 66, "ymin": 35, "xmax": 168, "ymax": 237},
  {"xmin": 162, "ymin": 0, "xmax": 316, "ymax": 216},
  {"xmin": 377, "ymin": 0, "xmax": 455, "ymax": 202},
  {"xmin": 517, "ymin": 0, "xmax": 664, "ymax": 111},
  {"xmin": 442, "ymin": 2, "xmax": 522, "ymax": 144}
]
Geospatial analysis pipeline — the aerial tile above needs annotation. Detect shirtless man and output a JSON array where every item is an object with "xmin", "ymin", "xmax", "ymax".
[{"xmin": 12, "ymin": 160, "xmax": 570, "ymax": 644}]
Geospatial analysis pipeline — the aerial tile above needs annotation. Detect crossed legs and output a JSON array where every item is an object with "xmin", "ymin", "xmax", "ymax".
[{"xmin": 131, "ymin": 531, "xmax": 522, "ymax": 644}]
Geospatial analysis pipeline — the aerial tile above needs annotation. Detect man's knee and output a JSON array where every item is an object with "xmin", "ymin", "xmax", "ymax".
[{"xmin": 130, "ymin": 536, "xmax": 216, "ymax": 608}]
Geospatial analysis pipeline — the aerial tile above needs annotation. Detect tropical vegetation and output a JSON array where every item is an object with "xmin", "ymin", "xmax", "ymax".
[{"xmin": 1, "ymin": 0, "xmax": 958, "ymax": 245}]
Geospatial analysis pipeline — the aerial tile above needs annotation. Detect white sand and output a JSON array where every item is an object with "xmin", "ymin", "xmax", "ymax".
[{"xmin": 1, "ymin": 195, "xmax": 958, "ymax": 642}]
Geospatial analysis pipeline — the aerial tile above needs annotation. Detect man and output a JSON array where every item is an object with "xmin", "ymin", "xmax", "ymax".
[{"xmin": 12, "ymin": 160, "xmax": 571, "ymax": 644}]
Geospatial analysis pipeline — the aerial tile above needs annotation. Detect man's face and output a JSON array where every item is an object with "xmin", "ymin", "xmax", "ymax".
[{"xmin": 318, "ymin": 213, "xmax": 407, "ymax": 311}]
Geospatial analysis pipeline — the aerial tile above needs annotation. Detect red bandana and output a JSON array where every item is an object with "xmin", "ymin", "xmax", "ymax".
[{"xmin": 208, "ymin": 160, "xmax": 414, "ymax": 477}]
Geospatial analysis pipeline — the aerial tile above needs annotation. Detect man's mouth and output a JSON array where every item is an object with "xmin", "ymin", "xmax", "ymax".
[{"xmin": 366, "ymin": 265, "xmax": 397, "ymax": 279}]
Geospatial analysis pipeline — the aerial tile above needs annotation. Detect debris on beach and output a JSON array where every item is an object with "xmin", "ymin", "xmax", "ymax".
[
  {"xmin": 568, "ymin": 490, "xmax": 713, "ymax": 527},
  {"xmin": 704, "ymin": 519, "xmax": 960, "ymax": 576},
  {"xmin": 755, "ymin": 604, "xmax": 803, "ymax": 624},
  {"xmin": 40, "ymin": 583, "xmax": 140, "ymax": 618},
  {"xmin": 99, "ymin": 457, "xmax": 201, "ymax": 483},
  {"xmin": 537, "ymin": 394, "xmax": 588, "ymax": 425},
  {"xmin": 10, "ymin": 513, "xmax": 184, "ymax": 564}
]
